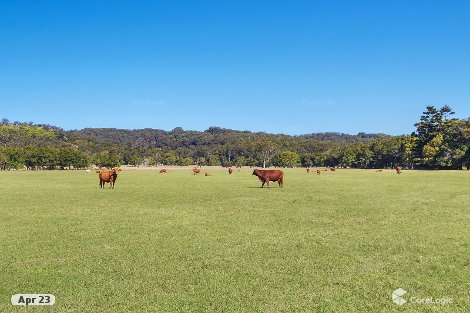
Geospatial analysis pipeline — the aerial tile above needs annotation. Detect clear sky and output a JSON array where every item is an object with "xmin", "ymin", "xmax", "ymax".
[{"xmin": 1, "ymin": 1, "xmax": 469, "ymax": 135}]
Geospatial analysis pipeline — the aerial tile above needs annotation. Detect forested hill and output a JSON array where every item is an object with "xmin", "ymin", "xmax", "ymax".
[
  {"xmin": 300, "ymin": 132, "xmax": 390, "ymax": 142},
  {"xmin": 71, "ymin": 127, "xmax": 388, "ymax": 149},
  {"xmin": 1, "ymin": 106, "xmax": 469, "ymax": 170},
  {"xmin": 0, "ymin": 120, "xmax": 396, "ymax": 169}
]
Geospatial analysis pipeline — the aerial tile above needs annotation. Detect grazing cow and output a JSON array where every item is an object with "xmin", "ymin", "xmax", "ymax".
[
  {"xmin": 205, "ymin": 172, "xmax": 211, "ymax": 176},
  {"xmin": 160, "ymin": 169, "xmax": 168, "ymax": 173},
  {"xmin": 316, "ymin": 170, "xmax": 321, "ymax": 175},
  {"xmin": 228, "ymin": 168, "xmax": 233, "ymax": 174},
  {"xmin": 376, "ymin": 169, "xmax": 383, "ymax": 172},
  {"xmin": 98, "ymin": 168, "xmax": 122, "ymax": 189},
  {"xmin": 322, "ymin": 168, "xmax": 328, "ymax": 172},
  {"xmin": 192, "ymin": 168, "xmax": 200, "ymax": 175},
  {"xmin": 396, "ymin": 166, "xmax": 402, "ymax": 174},
  {"xmin": 252, "ymin": 169, "xmax": 284, "ymax": 188},
  {"xmin": 306, "ymin": 168, "xmax": 310, "ymax": 174},
  {"xmin": 330, "ymin": 168, "xmax": 336, "ymax": 172},
  {"xmin": 85, "ymin": 169, "xmax": 91, "ymax": 174}
]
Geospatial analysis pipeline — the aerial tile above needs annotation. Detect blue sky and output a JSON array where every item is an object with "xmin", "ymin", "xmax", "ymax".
[{"xmin": 1, "ymin": 1, "xmax": 469, "ymax": 135}]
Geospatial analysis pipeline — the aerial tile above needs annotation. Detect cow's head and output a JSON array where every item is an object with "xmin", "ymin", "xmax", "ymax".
[{"xmin": 252, "ymin": 169, "xmax": 259, "ymax": 176}]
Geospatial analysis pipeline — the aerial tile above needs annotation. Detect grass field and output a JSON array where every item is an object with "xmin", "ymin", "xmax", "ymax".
[{"xmin": 1, "ymin": 168, "xmax": 469, "ymax": 312}]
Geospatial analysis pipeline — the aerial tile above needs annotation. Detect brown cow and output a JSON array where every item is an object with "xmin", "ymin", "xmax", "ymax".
[
  {"xmin": 396, "ymin": 166, "xmax": 402, "ymax": 174},
  {"xmin": 192, "ymin": 167, "xmax": 200, "ymax": 175},
  {"xmin": 160, "ymin": 169, "xmax": 168, "ymax": 173},
  {"xmin": 228, "ymin": 167, "xmax": 233, "ymax": 174},
  {"xmin": 330, "ymin": 168, "xmax": 336, "ymax": 171},
  {"xmin": 306, "ymin": 168, "xmax": 311, "ymax": 174},
  {"xmin": 376, "ymin": 169, "xmax": 383, "ymax": 172},
  {"xmin": 316, "ymin": 170, "xmax": 321, "ymax": 175},
  {"xmin": 98, "ymin": 168, "xmax": 121, "ymax": 189},
  {"xmin": 205, "ymin": 172, "xmax": 211, "ymax": 176},
  {"xmin": 252, "ymin": 169, "xmax": 283, "ymax": 188}
]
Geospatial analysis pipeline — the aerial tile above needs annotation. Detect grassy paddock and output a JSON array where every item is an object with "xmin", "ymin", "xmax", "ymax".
[{"xmin": 0, "ymin": 168, "xmax": 469, "ymax": 312}]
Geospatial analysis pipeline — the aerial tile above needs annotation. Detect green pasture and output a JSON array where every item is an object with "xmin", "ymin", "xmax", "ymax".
[{"xmin": 0, "ymin": 169, "xmax": 469, "ymax": 312}]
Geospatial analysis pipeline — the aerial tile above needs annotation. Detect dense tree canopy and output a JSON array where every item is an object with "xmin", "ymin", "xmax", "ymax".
[{"xmin": 1, "ymin": 106, "xmax": 469, "ymax": 170}]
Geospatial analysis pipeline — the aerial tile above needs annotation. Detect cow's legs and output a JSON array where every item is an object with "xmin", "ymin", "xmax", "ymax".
[
  {"xmin": 261, "ymin": 181, "xmax": 265, "ymax": 188},
  {"xmin": 266, "ymin": 180, "xmax": 270, "ymax": 188}
]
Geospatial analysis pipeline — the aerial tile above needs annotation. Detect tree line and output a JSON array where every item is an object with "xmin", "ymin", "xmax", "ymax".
[{"xmin": 1, "ymin": 106, "xmax": 469, "ymax": 170}]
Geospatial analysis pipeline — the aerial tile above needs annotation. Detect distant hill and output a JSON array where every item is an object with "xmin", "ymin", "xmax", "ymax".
[
  {"xmin": 71, "ymin": 127, "xmax": 388, "ymax": 149},
  {"xmin": 0, "ymin": 123, "xmax": 118, "ymax": 152},
  {"xmin": 300, "ymin": 132, "xmax": 390, "ymax": 142},
  {"xmin": 2, "ymin": 105, "xmax": 468, "ymax": 170},
  {"xmin": 0, "ymin": 117, "xmax": 426, "ymax": 171}
]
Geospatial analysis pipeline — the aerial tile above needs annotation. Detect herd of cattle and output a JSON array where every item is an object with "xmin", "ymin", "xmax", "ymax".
[
  {"xmin": 93, "ymin": 166, "xmax": 404, "ymax": 189},
  {"xmin": 307, "ymin": 167, "xmax": 336, "ymax": 175}
]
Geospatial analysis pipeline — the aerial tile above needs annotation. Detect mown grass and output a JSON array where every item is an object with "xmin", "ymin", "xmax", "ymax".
[{"xmin": 0, "ymin": 168, "xmax": 469, "ymax": 312}]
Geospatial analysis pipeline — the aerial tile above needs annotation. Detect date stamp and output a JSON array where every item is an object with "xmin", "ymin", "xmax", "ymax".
[{"xmin": 11, "ymin": 294, "xmax": 55, "ymax": 306}]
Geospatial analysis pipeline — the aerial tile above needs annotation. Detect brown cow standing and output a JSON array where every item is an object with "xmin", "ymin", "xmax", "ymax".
[
  {"xmin": 160, "ymin": 169, "xmax": 168, "ymax": 173},
  {"xmin": 192, "ymin": 168, "xmax": 200, "ymax": 175},
  {"xmin": 306, "ymin": 168, "xmax": 310, "ymax": 174},
  {"xmin": 316, "ymin": 170, "xmax": 321, "ymax": 175},
  {"xmin": 252, "ymin": 169, "xmax": 284, "ymax": 188},
  {"xmin": 97, "ymin": 168, "xmax": 121, "ymax": 189},
  {"xmin": 228, "ymin": 168, "xmax": 233, "ymax": 174},
  {"xmin": 396, "ymin": 166, "xmax": 402, "ymax": 174}
]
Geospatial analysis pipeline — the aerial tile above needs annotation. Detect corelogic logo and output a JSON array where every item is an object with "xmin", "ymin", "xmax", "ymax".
[
  {"xmin": 392, "ymin": 288, "xmax": 407, "ymax": 305},
  {"xmin": 391, "ymin": 288, "xmax": 453, "ymax": 306}
]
